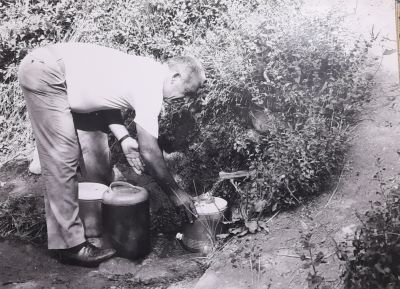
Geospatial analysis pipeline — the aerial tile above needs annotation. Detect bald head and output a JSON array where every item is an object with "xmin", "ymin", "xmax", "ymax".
[
  {"xmin": 163, "ymin": 56, "xmax": 206, "ymax": 101},
  {"xmin": 166, "ymin": 56, "xmax": 206, "ymax": 84}
]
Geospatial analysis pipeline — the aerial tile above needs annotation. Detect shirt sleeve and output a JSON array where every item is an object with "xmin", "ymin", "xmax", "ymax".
[
  {"xmin": 133, "ymin": 90, "xmax": 163, "ymax": 138},
  {"xmin": 131, "ymin": 59, "xmax": 165, "ymax": 139}
]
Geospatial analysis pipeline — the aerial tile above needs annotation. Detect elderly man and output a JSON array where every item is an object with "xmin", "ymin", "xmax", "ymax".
[{"xmin": 18, "ymin": 42, "xmax": 205, "ymax": 267}]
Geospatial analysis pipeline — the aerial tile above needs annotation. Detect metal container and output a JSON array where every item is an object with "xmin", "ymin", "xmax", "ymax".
[
  {"xmin": 102, "ymin": 181, "xmax": 150, "ymax": 259},
  {"xmin": 78, "ymin": 182, "xmax": 107, "ymax": 238},
  {"xmin": 181, "ymin": 196, "xmax": 228, "ymax": 253}
]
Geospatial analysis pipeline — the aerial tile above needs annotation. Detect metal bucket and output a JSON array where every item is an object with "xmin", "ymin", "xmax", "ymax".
[
  {"xmin": 78, "ymin": 182, "xmax": 107, "ymax": 238},
  {"xmin": 181, "ymin": 196, "xmax": 228, "ymax": 253},
  {"xmin": 102, "ymin": 181, "xmax": 150, "ymax": 260}
]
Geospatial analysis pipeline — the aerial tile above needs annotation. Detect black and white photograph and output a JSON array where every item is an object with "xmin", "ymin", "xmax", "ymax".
[{"xmin": 0, "ymin": 0, "xmax": 398, "ymax": 288}]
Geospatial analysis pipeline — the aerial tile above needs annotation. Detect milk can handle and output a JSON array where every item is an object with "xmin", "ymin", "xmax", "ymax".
[{"xmin": 109, "ymin": 181, "xmax": 138, "ymax": 192}]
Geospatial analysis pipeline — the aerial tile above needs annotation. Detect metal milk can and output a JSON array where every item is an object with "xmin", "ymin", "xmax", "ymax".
[
  {"xmin": 102, "ymin": 181, "xmax": 150, "ymax": 259},
  {"xmin": 78, "ymin": 182, "xmax": 108, "ymax": 238}
]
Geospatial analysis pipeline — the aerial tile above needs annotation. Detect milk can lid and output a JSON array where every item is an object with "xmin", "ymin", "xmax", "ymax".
[
  {"xmin": 78, "ymin": 182, "xmax": 108, "ymax": 200},
  {"xmin": 194, "ymin": 196, "xmax": 227, "ymax": 215},
  {"xmin": 103, "ymin": 181, "xmax": 148, "ymax": 206}
]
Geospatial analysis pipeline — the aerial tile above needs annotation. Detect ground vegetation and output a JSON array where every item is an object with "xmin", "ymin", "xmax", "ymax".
[
  {"xmin": 0, "ymin": 0, "xmax": 373, "ymax": 237},
  {"xmin": 339, "ymin": 161, "xmax": 400, "ymax": 289}
]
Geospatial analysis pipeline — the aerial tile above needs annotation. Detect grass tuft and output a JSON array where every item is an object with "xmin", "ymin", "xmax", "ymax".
[{"xmin": 0, "ymin": 194, "xmax": 46, "ymax": 244}]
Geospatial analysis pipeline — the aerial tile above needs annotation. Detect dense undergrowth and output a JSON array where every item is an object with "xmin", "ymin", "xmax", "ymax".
[
  {"xmin": 1, "ymin": 1, "xmax": 373, "ymax": 222},
  {"xmin": 340, "ymin": 190, "xmax": 400, "ymax": 289},
  {"xmin": 338, "ymin": 160, "xmax": 400, "ymax": 289}
]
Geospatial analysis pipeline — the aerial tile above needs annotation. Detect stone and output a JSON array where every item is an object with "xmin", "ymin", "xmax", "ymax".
[
  {"xmin": 4, "ymin": 281, "xmax": 39, "ymax": 289},
  {"xmin": 334, "ymin": 223, "xmax": 358, "ymax": 241},
  {"xmin": 166, "ymin": 279, "xmax": 199, "ymax": 289},
  {"xmin": 134, "ymin": 255, "xmax": 203, "ymax": 285},
  {"xmin": 99, "ymin": 257, "xmax": 141, "ymax": 275},
  {"xmin": 341, "ymin": 224, "xmax": 358, "ymax": 236},
  {"xmin": 88, "ymin": 271, "xmax": 101, "ymax": 277},
  {"xmin": 193, "ymin": 270, "xmax": 219, "ymax": 289},
  {"xmin": 193, "ymin": 269, "xmax": 251, "ymax": 289}
]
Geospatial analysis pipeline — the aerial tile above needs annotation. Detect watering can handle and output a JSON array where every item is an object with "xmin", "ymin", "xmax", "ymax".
[
  {"xmin": 109, "ymin": 181, "xmax": 138, "ymax": 192},
  {"xmin": 103, "ymin": 181, "xmax": 149, "ymax": 205}
]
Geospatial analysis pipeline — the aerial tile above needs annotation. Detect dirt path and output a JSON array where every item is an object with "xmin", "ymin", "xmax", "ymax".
[{"xmin": 0, "ymin": 1, "xmax": 398, "ymax": 289}]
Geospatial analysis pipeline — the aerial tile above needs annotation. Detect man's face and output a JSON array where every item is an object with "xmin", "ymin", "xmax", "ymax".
[{"xmin": 163, "ymin": 72, "xmax": 206, "ymax": 104}]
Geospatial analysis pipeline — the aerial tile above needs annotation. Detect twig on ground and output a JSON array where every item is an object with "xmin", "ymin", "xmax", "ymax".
[
  {"xmin": 372, "ymin": 51, "xmax": 384, "ymax": 78},
  {"xmin": 325, "ymin": 251, "xmax": 337, "ymax": 259},
  {"xmin": 229, "ymin": 179, "xmax": 244, "ymax": 195},
  {"xmin": 278, "ymin": 253, "xmax": 310, "ymax": 259},
  {"xmin": 266, "ymin": 210, "xmax": 280, "ymax": 224},
  {"xmin": 2, "ymin": 280, "xmax": 28, "ymax": 286},
  {"xmin": 192, "ymin": 139, "xmax": 207, "ymax": 153},
  {"xmin": 285, "ymin": 183, "xmax": 302, "ymax": 205},
  {"xmin": 288, "ymin": 270, "xmax": 299, "ymax": 289},
  {"xmin": 348, "ymin": 118, "xmax": 375, "ymax": 134},
  {"xmin": 219, "ymin": 171, "xmax": 250, "ymax": 179}
]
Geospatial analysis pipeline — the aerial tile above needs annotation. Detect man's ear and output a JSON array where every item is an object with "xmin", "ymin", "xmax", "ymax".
[{"xmin": 171, "ymin": 72, "xmax": 181, "ymax": 83}]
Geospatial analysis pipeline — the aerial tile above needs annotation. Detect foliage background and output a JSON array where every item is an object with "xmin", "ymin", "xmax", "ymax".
[{"xmin": 0, "ymin": 0, "xmax": 372, "ymax": 219}]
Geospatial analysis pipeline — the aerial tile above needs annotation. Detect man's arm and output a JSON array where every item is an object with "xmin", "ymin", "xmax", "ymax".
[
  {"xmin": 102, "ymin": 110, "xmax": 129, "ymax": 140},
  {"xmin": 136, "ymin": 123, "xmax": 198, "ymax": 222},
  {"xmin": 103, "ymin": 110, "xmax": 144, "ymax": 174}
]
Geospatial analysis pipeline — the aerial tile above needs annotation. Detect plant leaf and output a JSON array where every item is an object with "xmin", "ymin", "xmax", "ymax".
[
  {"xmin": 229, "ymin": 227, "xmax": 244, "ymax": 235},
  {"xmin": 254, "ymin": 200, "xmax": 267, "ymax": 213},
  {"xmin": 237, "ymin": 229, "xmax": 249, "ymax": 237},
  {"xmin": 245, "ymin": 220, "xmax": 259, "ymax": 234},
  {"xmin": 258, "ymin": 220, "xmax": 269, "ymax": 232},
  {"xmin": 216, "ymin": 233, "xmax": 229, "ymax": 239}
]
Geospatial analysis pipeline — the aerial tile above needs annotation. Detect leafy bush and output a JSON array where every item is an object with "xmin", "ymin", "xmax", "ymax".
[
  {"xmin": 0, "ymin": 0, "xmax": 373, "ymax": 222},
  {"xmin": 0, "ymin": 0, "xmax": 79, "ymax": 82},
  {"xmin": 65, "ymin": 0, "xmax": 230, "ymax": 58},
  {"xmin": 0, "ymin": 0, "xmax": 81, "ymax": 165},
  {"xmin": 339, "ymin": 188, "xmax": 400, "ymax": 289},
  {"xmin": 300, "ymin": 228, "xmax": 331, "ymax": 289},
  {"xmin": 164, "ymin": 2, "xmax": 373, "ymax": 217}
]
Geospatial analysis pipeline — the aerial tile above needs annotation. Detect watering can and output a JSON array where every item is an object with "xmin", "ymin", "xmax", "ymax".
[{"xmin": 180, "ymin": 195, "xmax": 228, "ymax": 253}]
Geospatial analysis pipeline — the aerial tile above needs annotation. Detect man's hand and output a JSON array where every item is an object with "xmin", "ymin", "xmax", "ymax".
[
  {"xmin": 121, "ymin": 137, "xmax": 144, "ymax": 175},
  {"xmin": 169, "ymin": 190, "xmax": 198, "ymax": 223},
  {"xmin": 135, "ymin": 124, "xmax": 198, "ymax": 223}
]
